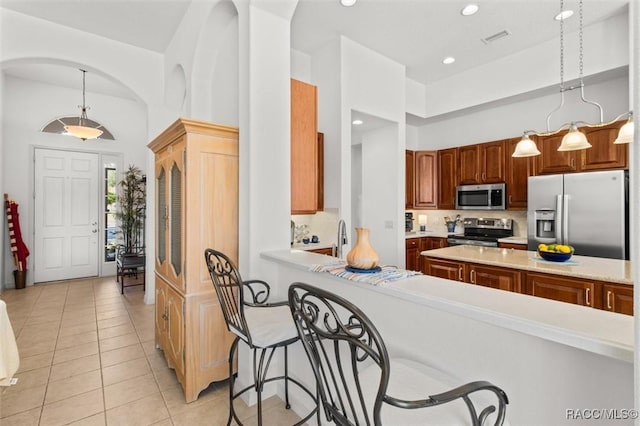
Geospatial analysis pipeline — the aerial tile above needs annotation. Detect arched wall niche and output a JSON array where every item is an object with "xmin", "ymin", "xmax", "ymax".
[
  {"xmin": 164, "ymin": 64, "xmax": 187, "ymax": 111},
  {"xmin": 190, "ymin": 0, "xmax": 239, "ymax": 126}
]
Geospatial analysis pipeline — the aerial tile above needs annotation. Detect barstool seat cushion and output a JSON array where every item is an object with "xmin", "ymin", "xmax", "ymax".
[
  {"xmin": 240, "ymin": 305, "xmax": 298, "ymax": 348},
  {"xmin": 360, "ymin": 358, "xmax": 506, "ymax": 425}
]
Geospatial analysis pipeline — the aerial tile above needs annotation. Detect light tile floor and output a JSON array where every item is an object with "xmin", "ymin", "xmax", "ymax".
[{"xmin": 0, "ymin": 276, "xmax": 303, "ymax": 425}]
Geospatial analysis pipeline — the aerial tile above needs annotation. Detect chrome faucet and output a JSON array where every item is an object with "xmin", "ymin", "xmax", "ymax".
[{"xmin": 333, "ymin": 219, "xmax": 348, "ymax": 258}]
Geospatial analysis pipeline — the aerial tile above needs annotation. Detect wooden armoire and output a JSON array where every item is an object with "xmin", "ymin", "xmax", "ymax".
[{"xmin": 148, "ymin": 118, "xmax": 238, "ymax": 402}]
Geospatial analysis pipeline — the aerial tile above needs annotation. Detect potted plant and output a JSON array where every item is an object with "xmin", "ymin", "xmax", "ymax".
[{"xmin": 114, "ymin": 165, "xmax": 146, "ymax": 254}]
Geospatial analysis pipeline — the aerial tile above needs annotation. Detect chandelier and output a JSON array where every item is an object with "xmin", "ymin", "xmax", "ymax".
[
  {"xmin": 512, "ymin": 0, "xmax": 633, "ymax": 157},
  {"xmin": 64, "ymin": 69, "xmax": 104, "ymax": 141}
]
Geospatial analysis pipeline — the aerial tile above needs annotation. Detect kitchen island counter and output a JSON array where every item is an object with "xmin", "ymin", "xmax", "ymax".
[
  {"xmin": 422, "ymin": 245, "xmax": 633, "ymax": 286},
  {"xmin": 259, "ymin": 249, "xmax": 633, "ymax": 425}
]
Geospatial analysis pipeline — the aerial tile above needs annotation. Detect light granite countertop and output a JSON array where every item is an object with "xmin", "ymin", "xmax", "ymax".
[
  {"xmin": 497, "ymin": 236, "xmax": 528, "ymax": 245},
  {"xmin": 405, "ymin": 231, "xmax": 460, "ymax": 239},
  {"xmin": 422, "ymin": 245, "xmax": 632, "ymax": 286},
  {"xmin": 261, "ymin": 249, "xmax": 633, "ymax": 363},
  {"xmin": 291, "ymin": 242, "xmax": 333, "ymax": 251}
]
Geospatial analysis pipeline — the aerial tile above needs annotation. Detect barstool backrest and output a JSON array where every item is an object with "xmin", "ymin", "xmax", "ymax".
[
  {"xmin": 204, "ymin": 249, "xmax": 251, "ymax": 344},
  {"xmin": 288, "ymin": 282, "xmax": 390, "ymax": 425}
]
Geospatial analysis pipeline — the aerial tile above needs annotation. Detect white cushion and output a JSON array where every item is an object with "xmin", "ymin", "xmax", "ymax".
[
  {"xmin": 237, "ymin": 305, "xmax": 298, "ymax": 348},
  {"xmin": 359, "ymin": 358, "xmax": 507, "ymax": 425}
]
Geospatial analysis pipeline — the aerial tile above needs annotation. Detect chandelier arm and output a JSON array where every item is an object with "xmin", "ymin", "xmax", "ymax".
[
  {"xmin": 545, "ymin": 89, "xmax": 566, "ymax": 132},
  {"xmin": 578, "ymin": 84, "xmax": 604, "ymax": 123}
]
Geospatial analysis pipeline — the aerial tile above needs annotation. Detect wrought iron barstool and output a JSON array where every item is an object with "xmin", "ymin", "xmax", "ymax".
[
  {"xmin": 204, "ymin": 249, "xmax": 317, "ymax": 426},
  {"xmin": 288, "ymin": 282, "xmax": 509, "ymax": 426}
]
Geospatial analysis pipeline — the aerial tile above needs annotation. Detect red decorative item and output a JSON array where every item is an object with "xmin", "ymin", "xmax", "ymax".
[{"xmin": 4, "ymin": 194, "xmax": 29, "ymax": 272}]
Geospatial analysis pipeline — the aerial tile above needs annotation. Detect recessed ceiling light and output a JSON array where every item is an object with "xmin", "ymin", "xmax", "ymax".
[
  {"xmin": 442, "ymin": 57, "xmax": 456, "ymax": 65},
  {"xmin": 461, "ymin": 4, "xmax": 479, "ymax": 16},
  {"xmin": 554, "ymin": 10, "xmax": 574, "ymax": 21},
  {"xmin": 341, "ymin": 0, "xmax": 357, "ymax": 6},
  {"xmin": 352, "ymin": 119, "xmax": 364, "ymax": 125}
]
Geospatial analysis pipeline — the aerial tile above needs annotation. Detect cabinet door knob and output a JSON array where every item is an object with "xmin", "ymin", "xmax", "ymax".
[
  {"xmin": 458, "ymin": 266, "xmax": 463, "ymax": 282},
  {"xmin": 470, "ymin": 269, "xmax": 476, "ymax": 284},
  {"xmin": 585, "ymin": 287, "xmax": 591, "ymax": 306},
  {"xmin": 606, "ymin": 290, "xmax": 613, "ymax": 310}
]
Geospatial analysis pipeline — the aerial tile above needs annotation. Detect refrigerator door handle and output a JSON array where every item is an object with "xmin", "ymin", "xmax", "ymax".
[
  {"xmin": 562, "ymin": 194, "xmax": 569, "ymax": 244},
  {"xmin": 555, "ymin": 194, "xmax": 563, "ymax": 244}
]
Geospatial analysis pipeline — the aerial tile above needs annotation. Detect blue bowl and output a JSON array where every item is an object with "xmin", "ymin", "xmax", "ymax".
[{"xmin": 538, "ymin": 249, "xmax": 573, "ymax": 262}]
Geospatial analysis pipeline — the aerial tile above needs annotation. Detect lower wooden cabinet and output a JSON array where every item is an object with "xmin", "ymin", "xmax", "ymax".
[
  {"xmin": 156, "ymin": 278, "xmax": 184, "ymax": 377},
  {"xmin": 309, "ymin": 247, "xmax": 334, "ymax": 256},
  {"xmin": 405, "ymin": 237, "xmax": 449, "ymax": 271},
  {"xmin": 405, "ymin": 238, "xmax": 420, "ymax": 271},
  {"xmin": 468, "ymin": 264, "xmax": 522, "ymax": 292},
  {"xmin": 525, "ymin": 272, "xmax": 601, "ymax": 309},
  {"xmin": 498, "ymin": 242, "xmax": 527, "ymax": 250},
  {"xmin": 603, "ymin": 283, "xmax": 633, "ymax": 315},
  {"xmin": 422, "ymin": 257, "xmax": 631, "ymax": 315},
  {"xmin": 424, "ymin": 258, "xmax": 465, "ymax": 282}
]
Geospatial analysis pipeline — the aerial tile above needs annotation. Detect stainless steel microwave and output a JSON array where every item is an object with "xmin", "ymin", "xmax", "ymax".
[{"xmin": 455, "ymin": 183, "xmax": 506, "ymax": 210}]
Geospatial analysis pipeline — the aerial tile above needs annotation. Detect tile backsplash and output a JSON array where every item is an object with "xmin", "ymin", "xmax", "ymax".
[
  {"xmin": 291, "ymin": 209, "xmax": 339, "ymax": 246},
  {"xmin": 408, "ymin": 209, "xmax": 527, "ymax": 236}
]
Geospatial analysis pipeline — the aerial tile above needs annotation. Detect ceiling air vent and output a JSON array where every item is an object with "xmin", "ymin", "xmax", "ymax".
[{"xmin": 481, "ymin": 29, "xmax": 511, "ymax": 45}]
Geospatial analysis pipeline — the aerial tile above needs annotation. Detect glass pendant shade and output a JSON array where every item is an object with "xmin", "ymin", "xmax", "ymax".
[
  {"xmin": 512, "ymin": 134, "xmax": 541, "ymax": 157},
  {"xmin": 64, "ymin": 123, "xmax": 103, "ymax": 140},
  {"xmin": 613, "ymin": 119, "xmax": 634, "ymax": 144},
  {"xmin": 557, "ymin": 125, "xmax": 591, "ymax": 151}
]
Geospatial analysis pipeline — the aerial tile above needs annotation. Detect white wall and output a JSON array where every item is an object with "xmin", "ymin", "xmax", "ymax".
[
  {"xmin": 340, "ymin": 37, "xmax": 406, "ymax": 262},
  {"xmin": 418, "ymin": 74, "xmax": 629, "ymax": 150},
  {"xmin": 1, "ymin": 75, "xmax": 148, "ymax": 287},
  {"xmin": 361, "ymin": 124, "xmax": 401, "ymax": 266}
]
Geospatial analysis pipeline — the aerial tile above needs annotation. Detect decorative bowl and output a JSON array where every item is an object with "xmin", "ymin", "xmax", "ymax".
[{"xmin": 538, "ymin": 249, "xmax": 573, "ymax": 262}]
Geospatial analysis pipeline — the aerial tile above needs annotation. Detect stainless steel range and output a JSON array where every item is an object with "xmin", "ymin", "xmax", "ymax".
[{"xmin": 447, "ymin": 218, "xmax": 513, "ymax": 247}]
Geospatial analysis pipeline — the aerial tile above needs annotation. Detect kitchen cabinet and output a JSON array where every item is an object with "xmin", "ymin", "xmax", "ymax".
[
  {"xmin": 505, "ymin": 137, "xmax": 536, "ymax": 209},
  {"xmin": 291, "ymin": 79, "xmax": 318, "ymax": 214},
  {"xmin": 498, "ymin": 242, "xmax": 527, "ymax": 250},
  {"xmin": 149, "ymin": 118, "xmax": 238, "ymax": 402},
  {"xmin": 437, "ymin": 148, "xmax": 458, "ymax": 209},
  {"xmin": 581, "ymin": 121, "xmax": 628, "ymax": 171},
  {"xmin": 424, "ymin": 237, "xmax": 448, "ymax": 250},
  {"xmin": 468, "ymin": 264, "xmax": 522, "ymax": 292},
  {"xmin": 537, "ymin": 121, "xmax": 627, "ymax": 175},
  {"xmin": 603, "ymin": 283, "xmax": 633, "ymax": 315},
  {"xmin": 414, "ymin": 151, "xmax": 438, "ymax": 209},
  {"xmin": 405, "ymin": 238, "xmax": 420, "ymax": 271},
  {"xmin": 317, "ymin": 132, "xmax": 324, "ymax": 211},
  {"xmin": 525, "ymin": 272, "xmax": 601, "ymax": 309},
  {"xmin": 405, "ymin": 150, "xmax": 414, "ymax": 209},
  {"xmin": 536, "ymin": 129, "xmax": 579, "ymax": 175},
  {"xmin": 458, "ymin": 141, "xmax": 505, "ymax": 185},
  {"xmin": 155, "ymin": 277, "xmax": 184, "ymax": 377},
  {"xmin": 424, "ymin": 258, "xmax": 465, "ymax": 281},
  {"xmin": 309, "ymin": 247, "xmax": 334, "ymax": 256}
]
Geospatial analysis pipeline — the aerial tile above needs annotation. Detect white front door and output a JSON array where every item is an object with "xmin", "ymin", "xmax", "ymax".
[{"xmin": 34, "ymin": 149, "xmax": 100, "ymax": 282}]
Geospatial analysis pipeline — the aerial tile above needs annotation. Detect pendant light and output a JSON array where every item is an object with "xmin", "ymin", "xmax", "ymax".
[
  {"xmin": 64, "ymin": 69, "xmax": 103, "ymax": 141},
  {"xmin": 513, "ymin": 0, "xmax": 633, "ymax": 157}
]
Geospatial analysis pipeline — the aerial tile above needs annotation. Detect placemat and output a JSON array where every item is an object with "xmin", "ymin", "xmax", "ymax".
[{"xmin": 310, "ymin": 261, "xmax": 421, "ymax": 285}]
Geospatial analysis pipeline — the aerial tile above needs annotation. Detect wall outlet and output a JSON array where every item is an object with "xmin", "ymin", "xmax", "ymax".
[{"xmin": 384, "ymin": 220, "xmax": 394, "ymax": 229}]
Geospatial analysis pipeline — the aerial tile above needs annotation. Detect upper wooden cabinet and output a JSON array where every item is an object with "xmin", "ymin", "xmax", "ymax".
[
  {"xmin": 405, "ymin": 150, "xmax": 414, "ymax": 209},
  {"xmin": 291, "ymin": 79, "xmax": 318, "ymax": 214},
  {"xmin": 437, "ymin": 148, "xmax": 458, "ymax": 209},
  {"xmin": 414, "ymin": 151, "xmax": 438, "ymax": 209},
  {"xmin": 581, "ymin": 121, "xmax": 628, "ymax": 170},
  {"xmin": 537, "ymin": 120, "xmax": 627, "ymax": 175},
  {"xmin": 505, "ymin": 137, "xmax": 537, "ymax": 209},
  {"xmin": 458, "ymin": 141, "xmax": 505, "ymax": 185}
]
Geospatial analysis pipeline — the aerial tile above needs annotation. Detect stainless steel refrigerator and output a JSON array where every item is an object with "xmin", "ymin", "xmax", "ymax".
[{"xmin": 527, "ymin": 170, "xmax": 628, "ymax": 260}]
